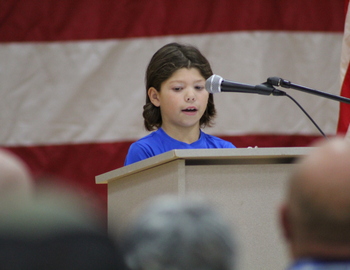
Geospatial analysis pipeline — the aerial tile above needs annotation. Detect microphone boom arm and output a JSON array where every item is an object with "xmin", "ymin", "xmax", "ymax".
[{"xmin": 267, "ymin": 77, "xmax": 350, "ymax": 104}]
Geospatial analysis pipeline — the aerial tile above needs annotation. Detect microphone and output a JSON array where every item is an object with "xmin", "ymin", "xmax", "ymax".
[{"xmin": 205, "ymin": 75, "xmax": 285, "ymax": 96}]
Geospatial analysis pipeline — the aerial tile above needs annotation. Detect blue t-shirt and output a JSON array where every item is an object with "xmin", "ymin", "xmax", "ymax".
[{"xmin": 124, "ymin": 128, "xmax": 236, "ymax": 165}]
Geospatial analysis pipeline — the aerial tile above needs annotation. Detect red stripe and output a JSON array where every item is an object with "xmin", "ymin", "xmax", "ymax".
[
  {"xmin": 2, "ymin": 135, "xmax": 323, "ymax": 223},
  {"xmin": 2, "ymin": 141, "xmax": 133, "ymax": 218},
  {"xmin": 220, "ymin": 134, "xmax": 324, "ymax": 148},
  {"xmin": 2, "ymin": 135, "xmax": 322, "ymax": 198},
  {"xmin": 338, "ymin": 62, "xmax": 350, "ymax": 134},
  {"xmin": 0, "ymin": 0, "xmax": 345, "ymax": 42}
]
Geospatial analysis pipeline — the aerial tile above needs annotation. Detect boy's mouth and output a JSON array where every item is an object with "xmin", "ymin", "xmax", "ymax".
[{"xmin": 182, "ymin": 107, "xmax": 197, "ymax": 112}]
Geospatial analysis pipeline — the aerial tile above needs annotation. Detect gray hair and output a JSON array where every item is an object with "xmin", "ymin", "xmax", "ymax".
[{"xmin": 122, "ymin": 195, "xmax": 235, "ymax": 270}]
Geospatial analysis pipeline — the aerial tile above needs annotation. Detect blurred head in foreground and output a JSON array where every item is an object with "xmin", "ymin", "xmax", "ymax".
[
  {"xmin": 0, "ymin": 148, "xmax": 33, "ymax": 200},
  {"xmin": 122, "ymin": 195, "xmax": 236, "ymax": 270},
  {"xmin": 0, "ymin": 149, "xmax": 125, "ymax": 269},
  {"xmin": 280, "ymin": 137, "xmax": 350, "ymax": 260}
]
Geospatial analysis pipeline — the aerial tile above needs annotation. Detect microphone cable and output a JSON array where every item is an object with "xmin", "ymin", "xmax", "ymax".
[{"xmin": 282, "ymin": 92, "xmax": 327, "ymax": 139}]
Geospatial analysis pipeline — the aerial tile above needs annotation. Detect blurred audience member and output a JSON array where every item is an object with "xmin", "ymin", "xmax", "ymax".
[
  {"xmin": 279, "ymin": 137, "xmax": 350, "ymax": 269},
  {"xmin": 0, "ymin": 148, "xmax": 33, "ymax": 200},
  {"xmin": 122, "ymin": 195, "xmax": 236, "ymax": 270},
  {"xmin": 0, "ymin": 149, "xmax": 125, "ymax": 270}
]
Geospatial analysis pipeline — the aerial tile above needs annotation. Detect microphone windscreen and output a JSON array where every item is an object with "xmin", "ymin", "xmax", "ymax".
[{"xmin": 205, "ymin": 75, "xmax": 223, "ymax": 93}]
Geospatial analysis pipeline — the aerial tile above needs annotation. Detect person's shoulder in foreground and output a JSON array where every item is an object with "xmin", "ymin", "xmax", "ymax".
[{"xmin": 288, "ymin": 259, "xmax": 350, "ymax": 270}]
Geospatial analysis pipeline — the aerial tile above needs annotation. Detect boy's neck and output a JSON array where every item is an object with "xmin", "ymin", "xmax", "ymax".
[{"xmin": 161, "ymin": 125, "xmax": 200, "ymax": 144}]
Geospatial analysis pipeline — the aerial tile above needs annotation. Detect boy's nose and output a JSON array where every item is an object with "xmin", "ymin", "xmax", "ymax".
[{"xmin": 185, "ymin": 90, "xmax": 196, "ymax": 101}]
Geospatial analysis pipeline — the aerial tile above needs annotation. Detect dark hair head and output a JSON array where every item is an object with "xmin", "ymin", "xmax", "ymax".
[
  {"xmin": 143, "ymin": 42, "xmax": 216, "ymax": 131},
  {"xmin": 122, "ymin": 195, "xmax": 235, "ymax": 270}
]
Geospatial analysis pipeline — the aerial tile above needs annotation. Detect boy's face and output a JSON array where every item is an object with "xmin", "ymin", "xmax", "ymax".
[{"xmin": 148, "ymin": 68, "xmax": 209, "ymax": 131}]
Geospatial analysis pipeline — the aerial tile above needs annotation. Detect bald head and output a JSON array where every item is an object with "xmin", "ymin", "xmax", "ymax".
[
  {"xmin": 0, "ymin": 149, "xmax": 33, "ymax": 199},
  {"xmin": 281, "ymin": 137, "xmax": 350, "ymax": 258}
]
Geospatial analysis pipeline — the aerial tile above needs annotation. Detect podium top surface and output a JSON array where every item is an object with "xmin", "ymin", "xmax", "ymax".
[{"xmin": 96, "ymin": 147, "xmax": 312, "ymax": 184}]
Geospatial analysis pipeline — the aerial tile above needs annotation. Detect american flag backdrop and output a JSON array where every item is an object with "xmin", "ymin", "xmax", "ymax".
[{"xmin": 0, "ymin": 0, "xmax": 346, "ymax": 212}]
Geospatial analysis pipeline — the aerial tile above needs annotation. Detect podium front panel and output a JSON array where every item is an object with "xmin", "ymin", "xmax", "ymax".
[
  {"xmin": 185, "ymin": 163, "xmax": 291, "ymax": 270},
  {"xmin": 107, "ymin": 159, "xmax": 186, "ymax": 232}
]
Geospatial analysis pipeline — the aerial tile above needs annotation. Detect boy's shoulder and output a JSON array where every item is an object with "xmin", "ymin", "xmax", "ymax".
[
  {"xmin": 200, "ymin": 131, "xmax": 236, "ymax": 148},
  {"xmin": 136, "ymin": 129, "xmax": 163, "ymax": 143}
]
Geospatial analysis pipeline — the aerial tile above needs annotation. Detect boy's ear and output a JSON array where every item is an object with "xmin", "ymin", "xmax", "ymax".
[{"xmin": 148, "ymin": 87, "xmax": 160, "ymax": 107}]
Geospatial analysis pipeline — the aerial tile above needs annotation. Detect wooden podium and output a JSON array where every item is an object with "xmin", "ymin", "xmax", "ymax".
[{"xmin": 96, "ymin": 147, "xmax": 312, "ymax": 270}]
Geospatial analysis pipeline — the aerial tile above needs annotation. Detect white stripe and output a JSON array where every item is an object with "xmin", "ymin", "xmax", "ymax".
[{"xmin": 0, "ymin": 31, "xmax": 342, "ymax": 146}]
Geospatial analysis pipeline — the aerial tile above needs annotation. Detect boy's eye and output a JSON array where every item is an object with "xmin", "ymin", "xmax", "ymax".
[
  {"xmin": 172, "ymin": 87, "xmax": 183, "ymax": 91},
  {"xmin": 195, "ymin": 85, "xmax": 205, "ymax": 90}
]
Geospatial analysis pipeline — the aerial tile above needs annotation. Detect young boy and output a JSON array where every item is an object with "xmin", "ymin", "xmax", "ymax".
[{"xmin": 124, "ymin": 42, "xmax": 235, "ymax": 165}]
